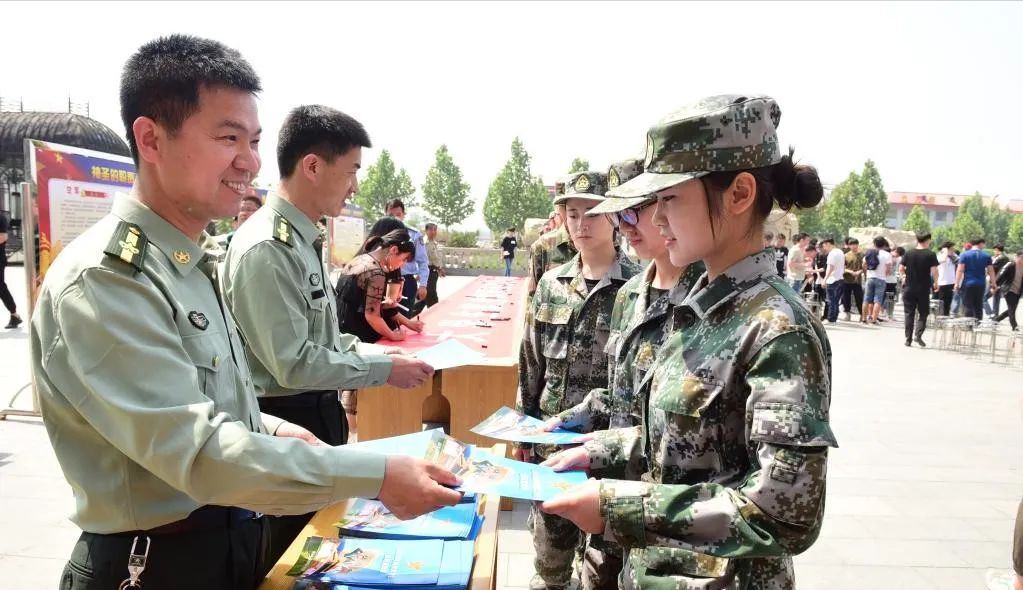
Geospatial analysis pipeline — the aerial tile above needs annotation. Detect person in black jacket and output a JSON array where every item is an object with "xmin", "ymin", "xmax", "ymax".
[
  {"xmin": 994, "ymin": 250, "xmax": 1023, "ymax": 330},
  {"xmin": 500, "ymin": 227, "xmax": 518, "ymax": 277}
]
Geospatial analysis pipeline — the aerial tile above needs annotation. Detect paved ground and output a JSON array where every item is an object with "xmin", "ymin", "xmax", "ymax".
[{"xmin": 2, "ymin": 266, "xmax": 1022, "ymax": 589}]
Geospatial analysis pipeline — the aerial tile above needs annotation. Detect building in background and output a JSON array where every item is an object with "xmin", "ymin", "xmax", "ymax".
[{"xmin": 886, "ymin": 191, "xmax": 1023, "ymax": 229}]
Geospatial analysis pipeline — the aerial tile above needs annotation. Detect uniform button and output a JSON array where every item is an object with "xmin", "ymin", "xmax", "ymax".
[{"xmin": 212, "ymin": 355, "xmax": 220, "ymax": 367}]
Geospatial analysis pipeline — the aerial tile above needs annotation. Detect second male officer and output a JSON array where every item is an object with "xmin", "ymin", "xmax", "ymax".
[{"xmin": 222, "ymin": 104, "xmax": 434, "ymax": 560}]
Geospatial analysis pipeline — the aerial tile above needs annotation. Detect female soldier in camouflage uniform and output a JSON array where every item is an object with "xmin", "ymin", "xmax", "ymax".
[
  {"xmin": 543, "ymin": 95, "xmax": 837, "ymax": 590},
  {"xmin": 516, "ymin": 171, "xmax": 642, "ymax": 590},
  {"xmin": 541, "ymin": 159, "xmax": 705, "ymax": 590}
]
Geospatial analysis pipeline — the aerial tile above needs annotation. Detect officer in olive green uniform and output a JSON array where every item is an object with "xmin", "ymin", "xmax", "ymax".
[
  {"xmin": 517, "ymin": 171, "xmax": 642, "ymax": 590},
  {"xmin": 223, "ymin": 192, "xmax": 393, "ymax": 445},
  {"xmin": 33, "ymin": 195, "xmax": 396, "ymax": 589},
  {"xmin": 32, "ymin": 37, "xmax": 457, "ymax": 590},
  {"xmin": 551, "ymin": 95, "xmax": 837, "ymax": 590},
  {"xmin": 221, "ymin": 104, "xmax": 435, "ymax": 565}
]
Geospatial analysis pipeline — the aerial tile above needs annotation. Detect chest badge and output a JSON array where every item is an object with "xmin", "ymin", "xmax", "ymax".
[
  {"xmin": 310, "ymin": 273, "xmax": 321, "ymax": 286},
  {"xmin": 188, "ymin": 311, "xmax": 209, "ymax": 330},
  {"xmin": 174, "ymin": 250, "xmax": 191, "ymax": 264}
]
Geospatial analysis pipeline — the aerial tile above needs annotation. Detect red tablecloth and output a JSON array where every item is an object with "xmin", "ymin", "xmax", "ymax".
[{"xmin": 393, "ymin": 276, "xmax": 526, "ymax": 360}]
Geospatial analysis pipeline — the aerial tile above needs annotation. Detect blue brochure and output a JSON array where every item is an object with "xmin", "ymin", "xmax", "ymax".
[
  {"xmin": 335, "ymin": 499, "xmax": 481, "ymax": 541},
  {"xmin": 346, "ymin": 430, "xmax": 476, "ymax": 504},
  {"xmin": 470, "ymin": 407, "xmax": 586, "ymax": 445},
  {"xmin": 424, "ymin": 431, "xmax": 587, "ymax": 502},
  {"xmin": 290, "ymin": 538, "xmax": 474, "ymax": 590}
]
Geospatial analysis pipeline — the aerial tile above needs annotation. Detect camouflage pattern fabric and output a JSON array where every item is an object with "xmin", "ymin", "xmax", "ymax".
[
  {"xmin": 528, "ymin": 505, "xmax": 585, "ymax": 588},
  {"xmin": 517, "ymin": 250, "xmax": 642, "ymax": 459},
  {"xmin": 555, "ymin": 260, "xmax": 704, "ymax": 585},
  {"xmin": 527, "ymin": 226, "xmax": 577, "ymax": 299},
  {"xmin": 607, "ymin": 95, "xmax": 783, "ymax": 199},
  {"xmin": 589, "ymin": 159, "xmax": 653, "ymax": 216},
  {"xmin": 517, "ymin": 249, "xmax": 640, "ymax": 587},
  {"xmin": 553, "ymin": 171, "xmax": 609, "ymax": 205},
  {"xmin": 585, "ymin": 251, "xmax": 837, "ymax": 590}
]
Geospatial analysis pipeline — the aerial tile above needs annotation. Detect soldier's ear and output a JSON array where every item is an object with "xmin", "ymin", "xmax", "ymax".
[
  {"xmin": 133, "ymin": 117, "xmax": 163, "ymax": 165},
  {"xmin": 723, "ymin": 172, "xmax": 757, "ymax": 217},
  {"xmin": 300, "ymin": 154, "xmax": 320, "ymax": 183}
]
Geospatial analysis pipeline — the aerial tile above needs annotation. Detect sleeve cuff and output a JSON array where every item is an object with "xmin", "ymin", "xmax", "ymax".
[
  {"xmin": 330, "ymin": 449, "xmax": 388, "ymax": 501},
  {"xmin": 599, "ymin": 480, "xmax": 649, "ymax": 549},
  {"xmin": 363, "ymin": 354, "xmax": 394, "ymax": 387},
  {"xmin": 261, "ymin": 412, "xmax": 286, "ymax": 436}
]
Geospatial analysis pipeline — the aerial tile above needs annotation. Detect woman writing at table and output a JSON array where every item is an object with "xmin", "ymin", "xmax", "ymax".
[{"xmin": 336, "ymin": 227, "xmax": 424, "ymax": 343}]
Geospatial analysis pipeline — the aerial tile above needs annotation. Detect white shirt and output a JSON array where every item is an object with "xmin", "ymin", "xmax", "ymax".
[
  {"xmin": 826, "ymin": 249, "xmax": 845, "ymax": 285},
  {"xmin": 866, "ymin": 249, "xmax": 893, "ymax": 281},
  {"xmin": 887, "ymin": 255, "xmax": 900, "ymax": 283},
  {"xmin": 937, "ymin": 250, "xmax": 957, "ymax": 286}
]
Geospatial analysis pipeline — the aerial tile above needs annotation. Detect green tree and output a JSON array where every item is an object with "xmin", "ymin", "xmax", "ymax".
[
  {"xmin": 855, "ymin": 160, "xmax": 888, "ymax": 227},
  {"xmin": 957, "ymin": 192, "xmax": 989, "ymax": 233},
  {"xmin": 987, "ymin": 203, "xmax": 1012, "ymax": 247},
  {"xmin": 946, "ymin": 211, "xmax": 985, "ymax": 246},
  {"xmin": 421, "ymin": 145, "xmax": 473, "ymax": 231},
  {"xmin": 820, "ymin": 171, "xmax": 861, "ymax": 239},
  {"xmin": 353, "ymin": 149, "xmax": 416, "ymax": 224},
  {"xmin": 901, "ymin": 205, "xmax": 931, "ymax": 236},
  {"xmin": 483, "ymin": 137, "xmax": 552, "ymax": 236},
  {"xmin": 795, "ymin": 204, "xmax": 825, "ymax": 237},
  {"xmin": 568, "ymin": 158, "xmax": 590, "ymax": 174},
  {"xmin": 1007, "ymin": 214, "xmax": 1023, "ymax": 252}
]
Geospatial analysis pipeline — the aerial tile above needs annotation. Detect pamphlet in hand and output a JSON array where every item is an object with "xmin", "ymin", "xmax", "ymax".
[
  {"xmin": 413, "ymin": 339, "xmax": 485, "ymax": 371},
  {"xmin": 424, "ymin": 431, "xmax": 587, "ymax": 502},
  {"xmin": 470, "ymin": 406, "xmax": 587, "ymax": 445}
]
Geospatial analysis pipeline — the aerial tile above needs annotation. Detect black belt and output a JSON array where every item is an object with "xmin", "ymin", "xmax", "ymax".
[
  {"xmin": 259, "ymin": 390, "xmax": 337, "ymax": 409},
  {"xmin": 104, "ymin": 506, "xmax": 259, "ymax": 537}
]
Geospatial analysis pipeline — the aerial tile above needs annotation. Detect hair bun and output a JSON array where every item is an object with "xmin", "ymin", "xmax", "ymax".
[{"xmin": 771, "ymin": 147, "xmax": 823, "ymax": 211}]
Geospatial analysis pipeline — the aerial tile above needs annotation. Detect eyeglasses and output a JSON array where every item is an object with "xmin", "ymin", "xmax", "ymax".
[{"xmin": 608, "ymin": 200, "xmax": 656, "ymax": 227}]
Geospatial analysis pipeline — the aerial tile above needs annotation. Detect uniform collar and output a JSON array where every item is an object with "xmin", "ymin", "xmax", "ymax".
[
  {"xmin": 111, "ymin": 194, "xmax": 206, "ymax": 277},
  {"xmin": 558, "ymin": 250, "xmax": 631, "ymax": 299},
  {"xmin": 682, "ymin": 250, "xmax": 774, "ymax": 319},
  {"xmin": 266, "ymin": 193, "xmax": 319, "ymax": 246}
]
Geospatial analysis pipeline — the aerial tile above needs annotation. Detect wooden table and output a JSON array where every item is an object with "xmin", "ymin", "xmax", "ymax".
[
  {"xmin": 357, "ymin": 276, "xmax": 528, "ymax": 448},
  {"xmin": 257, "ymin": 445, "xmax": 506, "ymax": 590}
]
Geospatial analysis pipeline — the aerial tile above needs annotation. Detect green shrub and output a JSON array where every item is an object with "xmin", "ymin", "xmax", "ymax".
[{"xmin": 447, "ymin": 230, "xmax": 479, "ymax": 248}]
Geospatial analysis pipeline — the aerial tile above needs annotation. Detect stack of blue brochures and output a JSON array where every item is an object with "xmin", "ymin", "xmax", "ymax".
[{"xmin": 288, "ymin": 537, "xmax": 475, "ymax": 590}]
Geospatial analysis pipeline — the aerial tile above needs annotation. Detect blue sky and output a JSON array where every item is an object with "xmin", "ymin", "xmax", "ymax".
[{"xmin": 2, "ymin": 1, "xmax": 1020, "ymax": 227}]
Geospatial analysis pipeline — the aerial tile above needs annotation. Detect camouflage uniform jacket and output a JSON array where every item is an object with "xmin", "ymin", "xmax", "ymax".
[
  {"xmin": 516, "ymin": 250, "xmax": 641, "ymax": 457},
  {"xmin": 586, "ymin": 251, "xmax": 838, "ymax": 590},
  {"xmin": 527, "ymin": 226, "xmax": 577, "ymax": 300},
  {"xmin": 557, "ymin": 260, "xmax": 706, "ymax": 433}
]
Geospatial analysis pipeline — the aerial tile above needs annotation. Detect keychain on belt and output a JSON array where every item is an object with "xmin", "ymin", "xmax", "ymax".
[{"xmin": 119, "ymin": 535, "xmax": 150, "ymax": 590}]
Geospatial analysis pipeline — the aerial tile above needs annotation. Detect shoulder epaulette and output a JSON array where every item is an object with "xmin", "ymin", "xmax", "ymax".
[
  {"xmin": 103, "ymin": 221, "xmax": 148, "ymax": 273},
  {"xmin": 272, "ymin": 213, "xmax": 294, "ymax": 247}
]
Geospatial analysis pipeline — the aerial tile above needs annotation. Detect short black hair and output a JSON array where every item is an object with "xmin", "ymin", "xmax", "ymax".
[
  {"xmin": 385, "ymin": 199, "xmax": 405, "ymax": 213},
  {"xmin": 873, "ymin": 236, "xmax": 886, "ymax": 249},
  {"xmin": 776, "ymin": 233, "xmax": 786, "ymax": 240},
  {"xmin": 241, "ymin": 195, "xmax": 262, "ymax": 208},
  {"xmin": 764, "ymin": 232, "xmax": 774, "ymax": 240},
  {"xmin": 508, "ymin": 227, "xmax": 517, "ymax": 232},
  {"xmin": 120, "ymin": 35, "xmax": 261, "ymax": 164},
  {"xmin": 424, "ymin": 222, "xmax": 437, "ymax": 231},
  {"xmin": 994, "ymin": 244, "xmax": 1004, "ymax": 251},
  {"xmin": 895, "ymin": 246, "xmax": 906, "ymax": 256},
  {"xmin": 916, "ymin": 232, "xmax": 932, "ymax": 243},
  {"xmin": 973, "ymin": 238, "xmax": 986, "ymax": 246},
  {"xmin": 847, "ymin": 238, "xmax": 859, "ymax": 245},
  {"xmin": 821, "ymin": 238, "xmax": 835, "ymax": 246},
  {"xmin": 277, "ymin": 105, "xmax": 371, "ymax": 179}
]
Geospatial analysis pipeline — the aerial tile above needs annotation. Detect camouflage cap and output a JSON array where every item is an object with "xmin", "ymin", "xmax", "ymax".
[
  {"xmin": 586, "ymin": 159, "xmax": 653, "ymax": 215},
  {"xmin": 609, "ymin": 95, "xmax": 783, "ymax": 198},
  {"xmin": 553, "ymin": 171, "xmax": 608, "ymax": 205}
]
